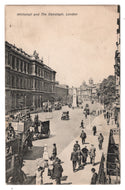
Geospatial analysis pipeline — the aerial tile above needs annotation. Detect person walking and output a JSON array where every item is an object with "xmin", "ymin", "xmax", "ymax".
[
  {"xmin": 80, "ymin": 130, "xmax": 87, "ymax": 144},
  {"xmin": 52, "ymin": 143, "xmax": 57, "ymax": 159},
  {"xmin": 98, "ymin": 133, "xmax": 104, "ymax": 150},
  {"xmin": 70, "ymin": 148, "xmax": 78, "ymax": 172},
  {"xmin": 53, "ymin": 159, "xmax": 63, "ymax": 184},
  {"xmin": 80, "ymin": 120, "xmax": 84, "ymax": 128},
  {"xmin": 89, "ymin": 144, "xmax": 96, "ymax": 166},
  {"xmin": 73, "ymin": 141, "xmax": 80, "ymax": 151},
  {"xmin": 35, "ymin": 166, "xmax": 44, "ymax": 185},
  {"xmin": 91, "ymin": 168, "xmax": 98, "ymax": 184},
  {"xmin": 77, "ymin": 147, "xmax": 82, "ymax": 169},
  {"xmin": 92, "ymin": 126, "xmax": 97, "ymax": 136},
  {"xmin": 81, "ymin": 146, "xmax": 89, "ymax": 165},
  {"xmin": 48, "ymin": 157, "xmax": 54, "ymax": 179}
]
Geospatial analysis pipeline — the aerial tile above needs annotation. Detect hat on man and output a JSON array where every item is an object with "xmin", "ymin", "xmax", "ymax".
[{"xmin": 91, "ymin": 168, "xmax": 95, "ymax": 173}]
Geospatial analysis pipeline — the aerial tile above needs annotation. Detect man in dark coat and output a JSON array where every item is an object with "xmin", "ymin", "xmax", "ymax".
[
  {"xmin": 52, "ymin": 143, "xmax": 57, "ymax": 159},
  {"xmin": 92, "ymin": 126, "xmax": 97, "ymax": 136},
  {"xmin": 91, "ymin": 168, "xmax": 98, "ymax": 184},
  {"xmin": 6, "ymin": 123, "xmax": 15, "ymax": 139},
  {"xmin": 89, "ymin": 144, "xmax": 96, "ymax": 165},
  {"xmin": 80, "ymin": 130, "xmax": 87, "ymax": 144},
  {"xmin": 73, "ymin": 141, "xmax": 80, "ymax": 151},
  {"xmin": 70, "ymin": 148, "xmax": 78, "ymax": 172},
  {"xmin": 53, "ymin": 159, "xmax": 63, "ymax": 184},
  {"xmin": 98, "ymin": 133, "xmax": 104, "ymax": 150},
  {"xmin": 80, "ymin": 120, "xmax": 84, "ymax": 128},
  {"xmin": 81, "ymin": 146, "xmax": 89, "ymax": 164}
]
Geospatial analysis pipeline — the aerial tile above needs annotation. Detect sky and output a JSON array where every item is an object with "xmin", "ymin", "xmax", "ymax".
[{"xmin": 5, "ymin": 5, "xmax": 118, "ymax": 87}]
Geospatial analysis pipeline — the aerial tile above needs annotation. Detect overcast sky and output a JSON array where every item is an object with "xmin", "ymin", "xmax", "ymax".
[{"xmin": 5, "ymin": 5, "xmax": 118, "ymax": 87}]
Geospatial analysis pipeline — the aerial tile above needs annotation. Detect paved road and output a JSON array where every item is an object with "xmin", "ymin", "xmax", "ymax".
[{"xmin": 22, "ymin": 103, "xmax": 103, "ymax": 183}]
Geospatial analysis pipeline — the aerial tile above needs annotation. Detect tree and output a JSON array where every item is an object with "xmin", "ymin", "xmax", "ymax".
[{"xmin": 98, "ymin": 75, "xmax": 116, "ymax": 107}]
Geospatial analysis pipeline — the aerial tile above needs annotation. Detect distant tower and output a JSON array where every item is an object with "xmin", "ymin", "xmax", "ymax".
[{"xmin": 72, "ymin": 87, "xmax": 77, "ymax": 107}]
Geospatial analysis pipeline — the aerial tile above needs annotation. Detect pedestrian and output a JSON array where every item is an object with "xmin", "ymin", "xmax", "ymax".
[
  {"xmin": 92, "ymin": 126, "xmax": 97, "ymax": 136},
  {"xmin": 73, "ymin": 141, "xmax": 80, "ymax": 151},
  {"xmin": 106, "ymin": 111, "xmax": 110, "ymax": 125},
  {"xmin": 52, "ymin": 143, "xmax": 57, "ymax": 159},
  {"xmin": 89, "ymin": 144, "xmax": 96, "ymax": 166},
  {"xmin": 80, "ymin": 130, "xmax": 87, "ymax": 144},
  {"xmin": 27, "ymin": 131, "xmax": 33, "ymax": 149},
  {"xmin": 48, "ymin": 157, "xmax": 54, "ymax": 179},
  {"xmin": 77, "ymin": 147, "xmax": 82, "ymax": 169},
  {"xmin": 81, "ymin": 146, "xmax": 89, "ymax": 165},
  {"xmin": 6, "ymin": 123, "xmax": 15, "ymax": 139},
  {"xmin": 35, "ymin": 166, "xmax": 44, "ymax": 185},
  {"xmin": 53, "ymin": 159, "xmax": 63, "ymax": 184},
  {"xmin": 70, "ymin": 148, "xmax": 78, "ymax": 172},
  {"xmin": 98, "ymin": 133, "xmax": 104, "ymax": 150},
  {"xmin": 43, "ymin": 144, "xmax": 49, "ymax": 167},
  {"xmin": 90, "ymin": 168, "xmax": 98, "ymax": 184},
  {"xmin": 80, "ymin": 120, "xmax": 84, "ymax": 128}
]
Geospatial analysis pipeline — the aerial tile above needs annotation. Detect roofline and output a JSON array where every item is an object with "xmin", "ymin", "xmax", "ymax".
[{"xmin": 5, "ymin": 41, "xmax": 56, "ymax": 73}]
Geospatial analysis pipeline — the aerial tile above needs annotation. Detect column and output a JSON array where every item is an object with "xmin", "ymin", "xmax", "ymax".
[
  {"xmin": 19, "ymin": 59, "xmax": 21, "ymax": 72},
  {"xmin": 10, "ymin": 54, "xmax": 12, "ymax": 68},
  {"xmin": 40, "ymin": 95, "xmax": 41, "ymax": 108},
  {"xmin": 26, "ymin": 63, "xmax": 28, "ymax": 74},
  {"xmin": 33, "ymin": 78, "xmax": 35, "ymax": 90},
  {"xmin": 22, "ymin": 61, "xmax": 24, "ymax": 73},
  {"xmin": 33, "ymin": 95, "xmax": 35, "ymax": 107},
  {"xmin": 32, "ymin": 62, "xmax": 36, "ymax": 75},
  {"xmin": 14, "ymin": 57, "xmax": 17, "ymax": 71},
  {"xmin": 5, "ymin": 51, "xmax": 8, "ymax": 66}
]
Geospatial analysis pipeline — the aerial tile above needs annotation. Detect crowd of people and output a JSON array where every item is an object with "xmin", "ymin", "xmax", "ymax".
[
  {"xmin": 70, "ymin": 118, "xmax": 105, "ymax": 184},
  {"xmin": 35, "ymin": 143, "xmax": 63, "ymax": 185}
]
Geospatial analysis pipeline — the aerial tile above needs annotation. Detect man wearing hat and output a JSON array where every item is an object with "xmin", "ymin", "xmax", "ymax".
[
  {"xmin": 52, "ymin": 143, "xmax": 57, "ymax": 159},
  {"xmin": 89, "ymin": 144, "xmax": 96, "ymax": 165},
  {"xmin": 35, "ymin": 166, "xmax": 44, "ymax": 185},
  {"xmin": 6, "ymin": 122, "xmax": 15, "ymax": 139},
  {"xmin": 73, "ymin": 141, "xmax": 80, "ymax": 151},
  {"xmin": 81, "ymin": 146, "xmax": 89, "ymax": 164},
  {"xmin": 53, "ymin": 158, "xmax": 63, "ymax": 184},
  {"xmin": 70, "ymin": 148, "xmax": 78, "ymax": 172},
  {"xmin": 80, "ymin": 130, "xmax": 87, "ymax": 144},
  {"xmin": 91, "ymin": 168, "xmax": 98, "ymax": 184}
]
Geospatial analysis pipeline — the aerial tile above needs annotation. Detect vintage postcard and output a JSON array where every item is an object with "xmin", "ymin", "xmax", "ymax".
[{"xmin": 5, "ymin": 5, "xmax": 120, "ymax": 185}]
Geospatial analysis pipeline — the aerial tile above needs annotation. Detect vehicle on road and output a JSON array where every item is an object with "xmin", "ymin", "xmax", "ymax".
[
  {"xmin": 43, "ymin": 102, "xmax": 52, "ymax": 112},
  {"xmin": 61, "ymin": 111, "xmax": 70, "ymax": 120},
  {"xmin": 54, "ymin": 102, "xmax": 62, "ymax": 110},
  {"xmin": 32, "ymin": 120, "xmax": 50, "ymax": 140}
]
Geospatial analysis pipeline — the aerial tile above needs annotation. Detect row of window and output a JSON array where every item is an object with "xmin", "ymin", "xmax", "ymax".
[
  {"xmin": 6, "ymin": 72, "xmax": 54, "ymax": 92},
  {"xmin": 6, "ymin": 51, "xmax": 55, "ymax": 81},
  {"xmin": 7, "ymin": 53, "xmax": 31, "ymax": 74}
]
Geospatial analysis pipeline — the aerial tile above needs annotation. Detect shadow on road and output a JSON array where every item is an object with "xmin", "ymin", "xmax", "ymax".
[
  {"xmin": 61, "ymin": 175, "xmax": 68, "ymax": 181},
  {"xmin": 94, "ymin": 161, "xmax": 100, "ymax": 166},
  {"xmin": 24, "ymin": 175, "xmax": 36, "ymax": 184},
  {"xmin": 61, "ymin": 182, "xmax": 72, "ymax": 185},
  {"xmin": 23, "ymin": 146, "xmax": 44, "ymax": 160}
]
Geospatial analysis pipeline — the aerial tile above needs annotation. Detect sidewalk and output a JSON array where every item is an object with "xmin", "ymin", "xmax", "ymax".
[{"xmin": 58, "ymin": 114, "xmax": 111, "ymax": 185}]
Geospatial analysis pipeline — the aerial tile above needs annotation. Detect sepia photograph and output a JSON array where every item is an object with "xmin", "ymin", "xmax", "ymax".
[{"xmin": 5, "ymin": 5, "xmax": 120, "ymax": 185}]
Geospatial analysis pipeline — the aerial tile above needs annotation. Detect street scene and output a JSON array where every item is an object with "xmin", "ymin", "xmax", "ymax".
[{"xmin": 5, "ymin": 5, "xmax": 120, "ymax": 185}]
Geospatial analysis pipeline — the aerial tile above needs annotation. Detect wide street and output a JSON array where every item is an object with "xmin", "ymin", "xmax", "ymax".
[{"xmin": 22, "ymin": 102, "xmax": 104, "ymax": 184}]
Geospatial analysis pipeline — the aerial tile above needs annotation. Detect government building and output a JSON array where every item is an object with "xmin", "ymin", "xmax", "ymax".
[{"xmin": 5, "ymin": 41, "xmax": 56, "ymax": 114}]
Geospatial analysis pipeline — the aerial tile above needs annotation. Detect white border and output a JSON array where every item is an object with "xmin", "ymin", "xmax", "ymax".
[{"xmin": 1, "ymin": 1, "xmax": 125, "ymax": 190}]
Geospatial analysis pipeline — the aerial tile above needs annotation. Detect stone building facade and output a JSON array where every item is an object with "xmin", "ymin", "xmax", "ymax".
[
  {"xmin": 5, "ymin": 41, "xmax": 56, "ymax": 114},
  {"xmin": 77, "ymin": 80, "xmax": 97, "ymax": 104},
  {"xmin": 55, "ymin": 83, "xmax": 69, "ymax": 104}
]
